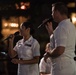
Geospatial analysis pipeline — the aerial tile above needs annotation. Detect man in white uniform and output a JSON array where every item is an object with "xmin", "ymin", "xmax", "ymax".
[{"xmin": 44, "ymin": 2, "xmax": 76, "ymax": 75}]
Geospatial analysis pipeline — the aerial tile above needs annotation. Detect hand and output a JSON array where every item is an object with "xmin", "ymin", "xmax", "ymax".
[
  {"xmin": 42, "ymin": 18, "xmax": 49, "ymax": 24},
  {"xmin": 43, "ymin": 53, "xmax": 49, "ymax": 62},
  {"xmin": 9, "ymin": 34, "xmax": 15, "ymax": 42},
  {"xmin": 11, "ymin": 58, "xmax": 20, "ymax": 64},
  {"xmin": 45, "ymin": 22, "xmax": 53, "ymax": 36}
]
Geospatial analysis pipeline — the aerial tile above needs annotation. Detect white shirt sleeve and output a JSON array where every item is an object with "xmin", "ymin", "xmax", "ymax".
[
  {"xmin": 54, "ymin": 26, "xmax": 67, "ymax": 47},
  {"xmin": 39, "ymin": 57, "xmax": 46, "ymax": 72},
  {"xmin": 32, "ymin": 40, "xmax": 40, "ymax": 56}
]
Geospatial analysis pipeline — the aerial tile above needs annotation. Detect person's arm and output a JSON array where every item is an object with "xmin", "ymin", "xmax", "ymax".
[
  {"xmin": 44, "ymin": 22, "xmax": 66, "ymax": 60},
  {"xmin": 8, "ymin": 35, "xmax": 17, "ymax": 58},
  {"xmin": 46, "ymin": 46, "xmax": 65, "ymax": 56},
  {"xmin": 44, "ymin": 46, "xmax": 65, "ymax": 61},
  {"xmin": 11, "ymin": 56, "xmax": 40, "ymax": 64}
]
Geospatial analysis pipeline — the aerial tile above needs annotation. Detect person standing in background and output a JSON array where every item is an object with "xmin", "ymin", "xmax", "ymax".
[
  {"xmin": 44, "ymin": 2, "xmax": 76, "ymax": 75},
  {"xmin": 8, "ymin": 21, "xmax": 40, "ymax": 75},
  {"xmin": 39, "ymin": 43, "xmax": 52, "ymax": 75}
]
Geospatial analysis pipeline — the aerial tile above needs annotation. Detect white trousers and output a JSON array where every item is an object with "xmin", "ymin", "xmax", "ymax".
[{"xmin": 51, "ymin": 57, "xmax": 76, "ymax": 75}]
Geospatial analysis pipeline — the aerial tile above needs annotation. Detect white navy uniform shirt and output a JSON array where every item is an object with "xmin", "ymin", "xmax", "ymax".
[
  {"xmin": 50, "ymin": 19, "xmax": 76, "ymax": 75},
  {"xmin": 39, "ymin": 57, "xmax": 52, "ymax": 75},
  {"xmin": 13, "ymin": 36, "xmax": 40, "ymax": 75}
]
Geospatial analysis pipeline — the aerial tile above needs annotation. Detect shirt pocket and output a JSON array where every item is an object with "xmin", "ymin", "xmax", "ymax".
[{"xmin": 22, "ymin": 46, "xmax": 33, "ymax": 59}]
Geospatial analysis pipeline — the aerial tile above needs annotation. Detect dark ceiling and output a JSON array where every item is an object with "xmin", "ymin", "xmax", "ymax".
[
  {"xmin": 0, "ymin": 0, "xmax": 75, "ymax": 17},
  {"xmin": 0, "ymin": 0, "xmax": 75, "ymax": 4}
]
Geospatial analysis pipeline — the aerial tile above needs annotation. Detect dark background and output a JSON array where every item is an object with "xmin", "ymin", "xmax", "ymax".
[{"xmin": 0, "ymin": 0, "xmax": 76, "ymax": 60}]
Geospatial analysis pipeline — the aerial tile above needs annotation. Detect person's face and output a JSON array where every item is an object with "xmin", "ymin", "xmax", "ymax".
[
  {"xmin": 52, "ymin": 6, "xmax": 59, "ymax": 22},
  {"xmin": 20, "ymin": 25, "xmax": 29, "ymax": 37}
]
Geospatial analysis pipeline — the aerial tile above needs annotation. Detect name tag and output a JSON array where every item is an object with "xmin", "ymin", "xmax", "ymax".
[{"xmin": 25, "ymin": 44, "xmax": 31, "ymax": 47}]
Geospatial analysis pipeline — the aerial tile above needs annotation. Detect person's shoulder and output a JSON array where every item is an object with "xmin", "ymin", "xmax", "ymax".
[
  {"xmin": 40, "ymin": 57, "xmax": 45, "ymax": 62},
  {"xmin": 17, "ymin": 38, "xmax": 23, "ymax": 43},
  {"xmin": 41, "ymin": 57, "xmax": 44, "ymax": 60},
  {"xmin": 33, "ymin": 38, "xmax": 39, "ymax": 44},
  {"xmin": 47, "ymin": 58, "xmax": 52, "ymax": 63}
]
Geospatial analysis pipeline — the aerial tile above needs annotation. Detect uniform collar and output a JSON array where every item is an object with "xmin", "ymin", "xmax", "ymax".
[
  {"xmin": 59, "ymin": 19, "xmax": 70, "ymax": 26},
  {"xmin": 23, "ymin": 36, "xmax": 33, "ymax": 44}
]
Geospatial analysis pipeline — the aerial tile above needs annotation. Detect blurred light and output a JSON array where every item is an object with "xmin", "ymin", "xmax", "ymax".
[
  {"xmin": 20, "ymin": 5, "xmax": 26, "ymax": 10},
  {"xmin": 2, "ymin": 16, "xmax": 29, "ymax": 38},
  {"xmin": 4, "ymin": 23, "xmax": 8, "ymax": 27},
  {"xmin": 15, "ymin": 2, "xmax": 30, "ymax": 10},
  {"xmin": 24, "ymin": 2, "xmax": 30, "ymax": 6},
  {"xmin": 3, "ymin": 23, "xmax": 18, "ymax": 28},
  {"xmin": 71, "ymin": 13, "xmax": 76, "ymax": 26},
  {"xmin": 72, "ymin": 17, "xmax": 76, "ymax": 23},
  {"xmin": 67, "ymin": 2, "xmax": 75, "ymax": 8},
  {"xmin": 9, "ymin": 23, "xmax": 18, "ymax": 28}
]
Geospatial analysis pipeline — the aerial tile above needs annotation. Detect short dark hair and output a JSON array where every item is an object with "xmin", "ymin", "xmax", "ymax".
[
  {"xmin": 21, "ymin": 21, "xmax": 35, "ymax": 35},
  {"xmin": 52, "ymin": 2, "xmax": 68, "ymax": 16}
]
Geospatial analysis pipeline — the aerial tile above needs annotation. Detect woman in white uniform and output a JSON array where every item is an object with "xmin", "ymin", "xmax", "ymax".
[{"xmin": 8, "ymin": 21, "xmax": 40, "ymax": 75}]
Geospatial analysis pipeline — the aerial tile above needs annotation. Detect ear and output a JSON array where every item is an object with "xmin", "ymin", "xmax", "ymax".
[
  {"xmin": 56, "ymin": 10, "xmax": 60, "ymax": 15},
  {"xmin": 23, "ymin": 26, "xmax": 26, "ymax": 30},
  {"xmin": 27, "ymin": 28, "xmax": 30, "ymax": 32},
  {"xmin": 27, "ymin": 28, "xmax": 30, "ymax": 30}
]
